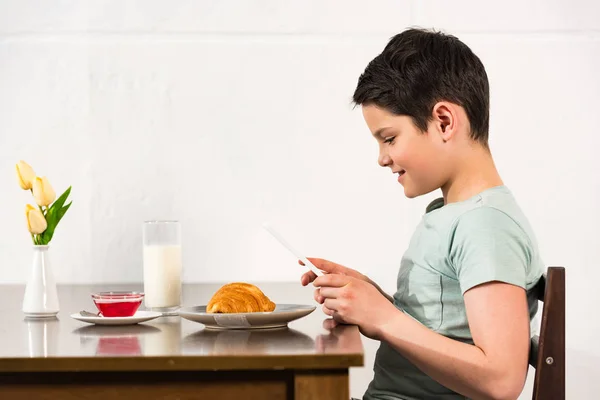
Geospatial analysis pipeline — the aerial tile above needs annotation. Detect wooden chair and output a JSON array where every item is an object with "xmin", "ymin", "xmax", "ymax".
[{"xmin": 528, "ymin": 267, "xmax": 565, "ymax": 400}]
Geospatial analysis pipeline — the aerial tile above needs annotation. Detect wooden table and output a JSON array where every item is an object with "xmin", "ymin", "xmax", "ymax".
[{"xmin": 0, "ymin": 283, "xmax": 363, "ymax": 399}]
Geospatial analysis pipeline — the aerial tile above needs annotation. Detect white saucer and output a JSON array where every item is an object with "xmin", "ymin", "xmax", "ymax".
[{"xmin": 70, "ymin": 311, "xmax": 162, "ymax": 326}]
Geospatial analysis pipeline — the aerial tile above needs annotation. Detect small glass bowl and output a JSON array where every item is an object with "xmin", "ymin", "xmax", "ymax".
[{"xmin": 91, "ymin": 291, "xmax": 145, "ymax": 317}]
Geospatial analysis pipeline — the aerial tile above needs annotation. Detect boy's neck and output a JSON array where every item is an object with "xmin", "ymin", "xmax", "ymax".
[{"xmin": 441, "ymin": 145, "xmax": 504, "ymax": 204}]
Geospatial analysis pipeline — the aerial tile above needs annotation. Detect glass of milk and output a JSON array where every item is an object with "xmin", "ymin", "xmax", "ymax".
[{"xmin": 143, "ymin": 220, "xmax": 182, "ymax": 315}]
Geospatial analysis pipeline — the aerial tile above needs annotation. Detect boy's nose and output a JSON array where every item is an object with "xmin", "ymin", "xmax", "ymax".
[{"xmin": 378, "ymin": 153, "xmax": 391, "ymax": 167}]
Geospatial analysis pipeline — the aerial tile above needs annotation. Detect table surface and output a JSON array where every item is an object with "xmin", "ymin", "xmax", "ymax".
[{"xmin": 0, "ymin": 283, "xmax": 364, "ymax": 372}]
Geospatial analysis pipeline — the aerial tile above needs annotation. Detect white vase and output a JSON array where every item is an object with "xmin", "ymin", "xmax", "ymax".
[{"xmin": 22, "ymin": 245, "xmax": 60, "ymax": 318}]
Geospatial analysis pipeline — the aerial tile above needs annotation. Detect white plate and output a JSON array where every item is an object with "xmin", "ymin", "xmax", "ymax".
[
  {"xmin": 70, "ymin": 311, "xmax": 162, "ymax": 326},
  {"xmin": 178, "ymin": 304, "xmax": 316, "ymax": 330}
]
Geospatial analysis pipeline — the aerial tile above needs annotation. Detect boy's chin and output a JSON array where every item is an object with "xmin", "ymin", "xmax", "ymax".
[
  {"xmin": 403, "ymin": 184, "xmax": 438, "ymax": 199},
  {"xmin": 402, "ymin": 186, "xmax": 421, "ymax": 199},
  {"xmin": 405, "ymin": 192, "xmax": 423, "ymax": 199}
]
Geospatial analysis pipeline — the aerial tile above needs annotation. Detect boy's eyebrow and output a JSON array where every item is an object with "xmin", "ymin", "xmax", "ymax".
[{"xmin": 373, "ymin": 127, "xmax": 393, "ymax": 137}]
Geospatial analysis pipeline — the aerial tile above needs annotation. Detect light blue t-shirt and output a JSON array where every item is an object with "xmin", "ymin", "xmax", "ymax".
[{"xmin": 364, "ymin": 185, "xmax": 544, "ymax": 400}]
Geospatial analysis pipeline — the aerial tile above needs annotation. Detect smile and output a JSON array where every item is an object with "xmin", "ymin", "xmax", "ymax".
[{"xmin": 395, "ymin": 170, "xmax": 406, "ymax": 183}]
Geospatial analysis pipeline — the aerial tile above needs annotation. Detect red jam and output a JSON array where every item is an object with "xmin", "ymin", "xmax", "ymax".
[{"xmin": 91, "ymin": 292, "xmax": 144, "ymax": 317}]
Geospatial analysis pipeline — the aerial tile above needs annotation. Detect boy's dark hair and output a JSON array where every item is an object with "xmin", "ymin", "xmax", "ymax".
[{"xmin": 353, "ymin": 28, "xmax": 490, "ymax": 146}]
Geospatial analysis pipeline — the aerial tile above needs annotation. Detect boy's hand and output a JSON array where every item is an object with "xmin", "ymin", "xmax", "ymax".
[
  {"xmin": 313, "ymin": 274, "xmax": 398, "ymax": 340},
  {"xmin": 299, "ymin": 258, "xmax": 372, "ymax": 310},
  {"xmin": 299, "ymin": 257, "xmax": 367, "ymax": 286},
  {"xmin": 300, "ymin": 257, "xmax": 395, "ymax": 305}
]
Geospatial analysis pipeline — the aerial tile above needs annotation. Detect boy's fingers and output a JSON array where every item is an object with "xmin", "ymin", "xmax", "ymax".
[
  {"xmin": 308, "ymin": 257, "xmax": 337, "ymax": 272},
  {"xmin": 323, "ymin": 298, "xmax": 341, "ymax": 313},
  {"xmin": 300, "ymin": 271, "xmax": 317, "ymax": 286},
  {"xmin": 307, "ymin": 257, "xmax": 343, "ymax": 273},
  {"xmin": 322, "ymin": 305, "xmax": 335, "ymax": 316},
  {"xmin": 313, "ymin": 274, "xmax": 350, "ymax": 288},
  {"xmin": 313, "ymin": 289, "xmax": 325, "ymax": 304}
]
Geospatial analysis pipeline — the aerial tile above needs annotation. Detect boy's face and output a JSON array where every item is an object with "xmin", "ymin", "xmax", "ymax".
[{"xmin": 362, "ymin": 104, "xmax": 451, "ymax": 198}]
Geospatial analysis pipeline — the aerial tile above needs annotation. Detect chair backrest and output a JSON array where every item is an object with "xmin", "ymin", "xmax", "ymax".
[{"xmin": 528, "ymin": 267, "xmax": 565, "ymax": 400}]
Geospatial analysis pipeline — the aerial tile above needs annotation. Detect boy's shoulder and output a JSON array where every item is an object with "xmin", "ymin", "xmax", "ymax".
[
  {"xmin": 425, "ymin": 185, "xmax": 523, "ymax": 224},
  {"xmin": 423, "ymin": 185, "xmax": 537, "ymax": 247},
  {"xmin": 418, "ymin": 186, "xmax": 543, "ymax": 292}
]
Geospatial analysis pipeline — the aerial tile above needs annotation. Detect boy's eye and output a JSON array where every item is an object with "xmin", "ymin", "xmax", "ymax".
[{"xmin": 384, "ymin": 137, "xmax": 395, "ymax": 145}]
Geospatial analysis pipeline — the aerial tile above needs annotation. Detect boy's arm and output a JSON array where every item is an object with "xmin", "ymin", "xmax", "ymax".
[{"xmin": 378, "ymin": 281, "xmax": 530, "ymax": 400}]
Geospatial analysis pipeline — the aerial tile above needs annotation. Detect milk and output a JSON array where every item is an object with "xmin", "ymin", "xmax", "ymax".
[{"xmin": 143, "ymin": 244, "xmax": 182, "ymax": 309}]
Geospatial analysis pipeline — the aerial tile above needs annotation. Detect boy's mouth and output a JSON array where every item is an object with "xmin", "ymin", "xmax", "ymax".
[{"xmin": 395, "ymin": 169, "xmax": 406, "ymax": 182}]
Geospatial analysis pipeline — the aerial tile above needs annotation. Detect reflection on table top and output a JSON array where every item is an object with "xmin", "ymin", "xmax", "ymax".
[{"xmin": 0, "ymin": 283, "xmax": 363, "ymax": 372}]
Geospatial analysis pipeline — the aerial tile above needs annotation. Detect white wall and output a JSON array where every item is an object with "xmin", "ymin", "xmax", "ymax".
[{"xmin": 1, "ymin": 1, "xmax": 599, "ymax": 398}]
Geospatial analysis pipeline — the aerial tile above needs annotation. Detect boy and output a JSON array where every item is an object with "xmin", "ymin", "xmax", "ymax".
[{"xmin": 300, "ymin": 28, "xmax": 544, "ymax": 399}]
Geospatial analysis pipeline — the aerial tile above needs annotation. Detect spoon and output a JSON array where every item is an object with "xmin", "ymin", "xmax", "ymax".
[{"xmin": 80, "ymin": 310, "xmax": 101, "ymax": 317}]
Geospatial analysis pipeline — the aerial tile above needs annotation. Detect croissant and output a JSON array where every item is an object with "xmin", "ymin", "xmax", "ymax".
[{"xmin": 207, "ymin": 282, "xmax": 276, "ymax": 313}]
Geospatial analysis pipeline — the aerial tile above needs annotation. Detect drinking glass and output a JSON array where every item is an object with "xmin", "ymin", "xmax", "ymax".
[{"xmin": 142, "ymin": 221, "xmax": 182, "ymax": 315}]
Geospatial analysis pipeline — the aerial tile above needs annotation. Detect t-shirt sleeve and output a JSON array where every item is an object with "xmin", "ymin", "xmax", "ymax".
[{"xmin": 449, "ymin": 207, "xmax": 532, "ymax": 294}]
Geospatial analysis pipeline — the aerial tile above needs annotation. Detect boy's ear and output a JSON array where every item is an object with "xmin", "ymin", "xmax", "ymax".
[{"xmin": 431, "ymin": 102, "xmax": 457, "ymax": 142}]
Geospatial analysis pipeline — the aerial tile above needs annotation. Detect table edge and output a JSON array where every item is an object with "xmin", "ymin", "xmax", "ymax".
[{"xmin": 0, "ymin": 353, "xmax": 364, "ymax": 373}]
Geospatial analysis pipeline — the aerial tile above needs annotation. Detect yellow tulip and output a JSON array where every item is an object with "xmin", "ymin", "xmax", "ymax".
[
  {"xmin": 16, "ymin": 161, "xmax": 36, "ymax": 190},
  {"xmin": 25, "ymin": 204, "xmax": 47, "ymax": 234},
  {"xmin": 32, "ymin": 176, "xmax": 56, "ymax": 207}
]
